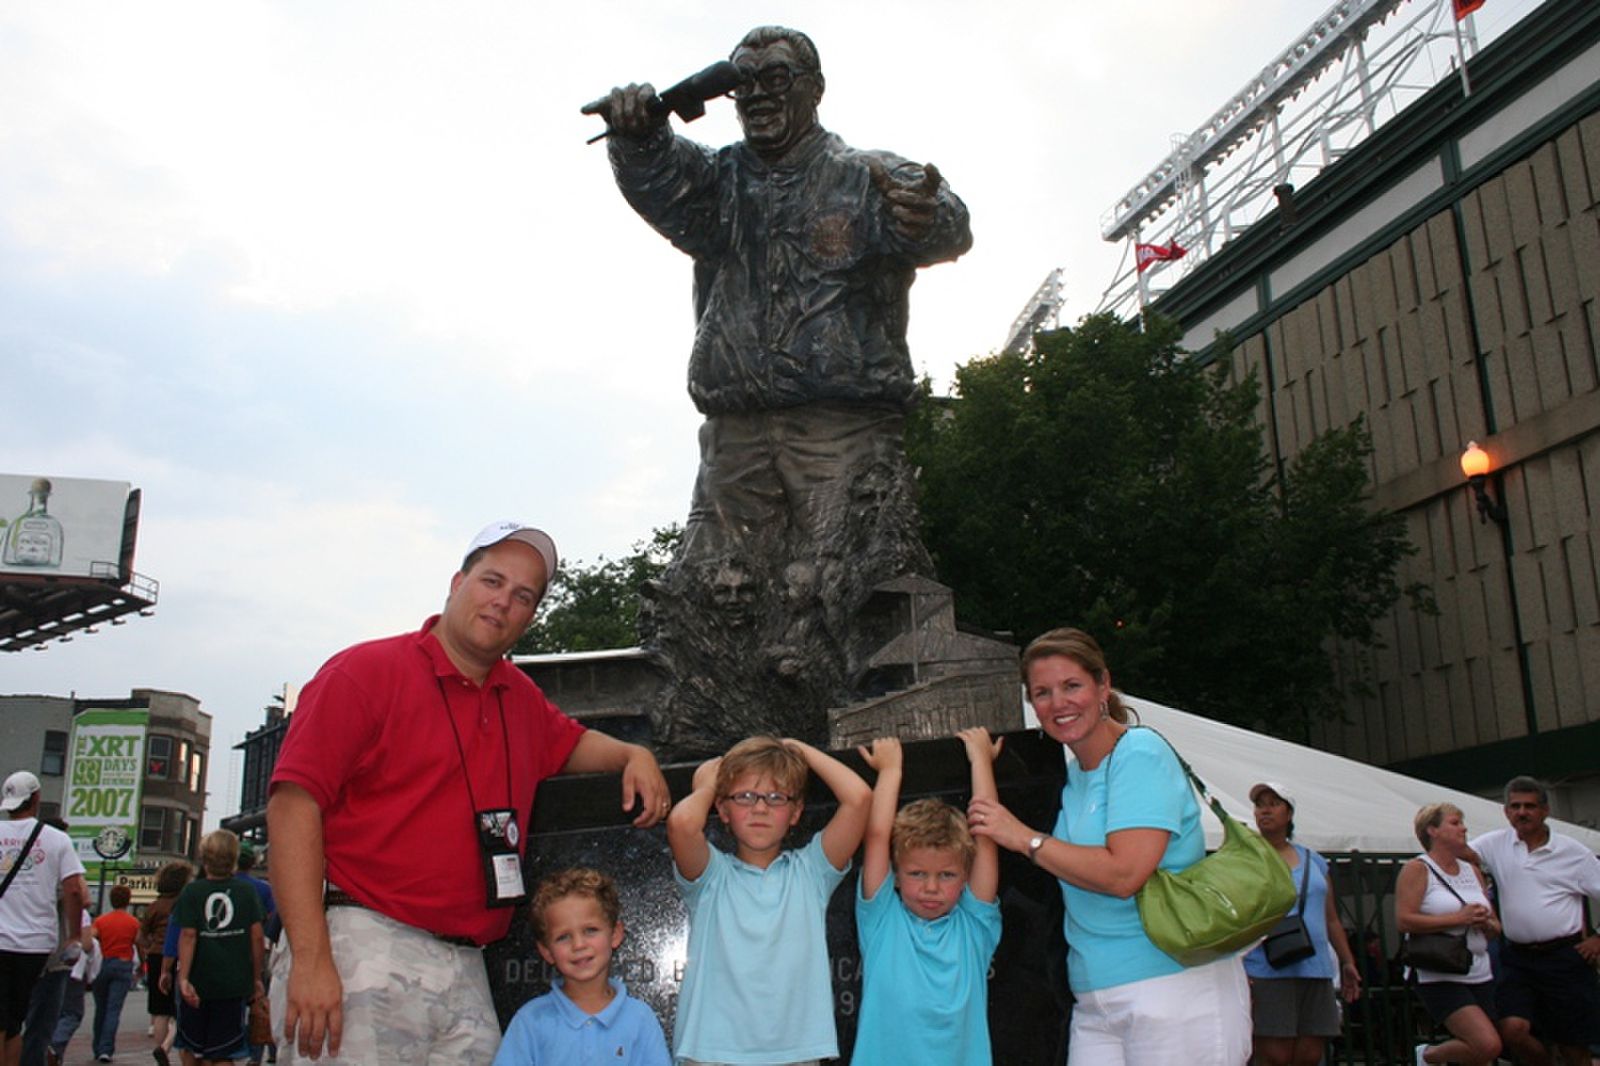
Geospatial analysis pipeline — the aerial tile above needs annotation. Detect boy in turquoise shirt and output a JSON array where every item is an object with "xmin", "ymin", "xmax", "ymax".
[
  {"xmin": 851, "ymin": 729, "xmax": 1003, "ymax": 1066},
  {"xmin": 666, "ymin": 736, "xmax": 871, "ymax": 1065}
]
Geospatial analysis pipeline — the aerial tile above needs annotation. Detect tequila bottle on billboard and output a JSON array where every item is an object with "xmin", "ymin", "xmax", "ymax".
[{"xmin": 3, "ymin": 478, "xmax": 65, "ymax": 568}]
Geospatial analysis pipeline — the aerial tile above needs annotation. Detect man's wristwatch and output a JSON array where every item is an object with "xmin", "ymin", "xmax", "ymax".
[{"xmin": 1027, "ymin": 834, "xmax": 1047, "ymax": 864}]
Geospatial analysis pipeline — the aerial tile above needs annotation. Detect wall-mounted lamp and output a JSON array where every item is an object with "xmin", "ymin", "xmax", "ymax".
[{"xmin": 1461, "ymin": 441, "xmax": 1508, "ymax": 525}]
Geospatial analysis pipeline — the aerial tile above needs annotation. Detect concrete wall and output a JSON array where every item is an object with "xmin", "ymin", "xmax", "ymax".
[
  {"xmin": 0, "ymin": 694, "xmax": 75, "ymax": 811},
  {"xmin": 1224, "ymin": 110, "xmax": 1600, "ymax": 772}
]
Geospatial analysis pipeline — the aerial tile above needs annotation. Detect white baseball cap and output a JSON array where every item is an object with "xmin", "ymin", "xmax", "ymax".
[
  {"xmin": 463, "ymin": 521, "xmax": 558, "ymax": 582},
  {"xmin": 1249, "ymin": 781, "xmax": 1296, "ymax": 811},
  {"xmin": 1, "ymin": 770, "xmax": 41, "ymax": 813}
]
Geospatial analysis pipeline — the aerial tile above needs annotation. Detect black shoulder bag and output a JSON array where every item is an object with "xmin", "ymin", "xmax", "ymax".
[
  {"xmin": 1398, "ymin": 859, "xmax": 1474, "ymax": 975},
  {"xmin": 1263, "ymin": 846, "xmax": 1318, "ymax": 967}
]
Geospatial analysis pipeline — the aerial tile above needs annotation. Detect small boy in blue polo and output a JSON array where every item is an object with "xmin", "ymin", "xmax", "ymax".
[
  {"xmin": 851, "ymin": 729, "xmax": 1003, "ymax": 1066},
  {"xmin": 491, "ymin": 868, "xmax": 669, "ymax": 1066}
]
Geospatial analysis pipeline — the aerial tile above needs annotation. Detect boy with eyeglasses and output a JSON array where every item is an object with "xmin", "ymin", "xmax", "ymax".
[
  {"xmin": 851, "ymin": 730, "xmax": 1003, "ymax": 1066},
  {"xmin": 666, "ymin": 736, "xmax": 870, "ymax": 1065},
  {"xmin": 491, "ymin": 868, "xmax": 669, "ymax": 1066}
]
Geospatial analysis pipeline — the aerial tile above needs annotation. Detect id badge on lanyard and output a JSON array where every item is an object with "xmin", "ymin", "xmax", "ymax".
[
  {"xmin": 476, "ymin": 807, "xmax": 527, "ymax": 908},
  {"xmin": 436, "ymin": 678, "xmax": 527, "ymax": 909}
]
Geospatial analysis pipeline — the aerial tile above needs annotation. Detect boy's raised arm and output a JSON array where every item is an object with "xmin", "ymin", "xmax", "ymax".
[
  {"xmin": 784, "ymin": 739, "xmax": 871, "ymax": 871},
  {"xmin": 666, "ymin": 756, "xmax": 720, "ymax": 881},
  {"xmin": 856, "ymin": 737, "xmax": 903, "ymax": 900},
  {"xmin": 958, "ymin": 727, "xmax": 1003, "ymax": 903}
]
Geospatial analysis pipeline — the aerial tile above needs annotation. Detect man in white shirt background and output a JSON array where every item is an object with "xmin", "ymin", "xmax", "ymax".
[
  {"xmin": 1468, "ymin": 775, "xmax": 1600, "ymax": 1066},
  {"xmin": 0, "ymin": 771, "xmax": 91, "ymax": 1066}
]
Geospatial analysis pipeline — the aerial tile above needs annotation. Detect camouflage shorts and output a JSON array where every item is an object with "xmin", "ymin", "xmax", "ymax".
[{"xmin": 269, "ymin": 905, "xmax": 499, "ymax": 1065}]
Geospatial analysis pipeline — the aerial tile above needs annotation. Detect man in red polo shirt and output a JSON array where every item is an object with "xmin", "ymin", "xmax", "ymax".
[{"xmin": 266, "ymin": 521, "xmax": 670, "ymax": 1064}]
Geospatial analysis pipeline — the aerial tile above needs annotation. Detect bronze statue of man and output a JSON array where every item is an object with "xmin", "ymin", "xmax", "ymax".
[{"xmin": 586, "ymin": 26, "xmax": 972, "ymax": 754}]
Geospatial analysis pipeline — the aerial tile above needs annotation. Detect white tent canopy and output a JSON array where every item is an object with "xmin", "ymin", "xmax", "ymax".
[{"xmin": 1026, "ymin": 692, "xmax": 1600, "ymax": 854}]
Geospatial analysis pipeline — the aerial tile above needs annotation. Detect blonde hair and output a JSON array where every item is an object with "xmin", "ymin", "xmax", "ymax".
[
  {"xmin": 199, "ymin": 828, "xmax": 240, "ymax": 878},
  {"xmin": 1413, "ymin": 802, "xmax": 1463, "ymax": 850},
  {"xmin": 715, "ymin": 736, "xmax": 808, "ymax": 799},
  {"xmin": 891, "ymin": 798, "xmax": 975, "ymax": 872},
  {"xmin": 1021, "ymin": 627, "xmax": 1129, "ymax": 723},
  {"xmin": 530, "ymin": 867, "xmax": 620, "ymax": 942}
]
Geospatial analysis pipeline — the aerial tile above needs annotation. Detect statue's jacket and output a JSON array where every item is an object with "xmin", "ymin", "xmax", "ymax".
[{"xmin": 608, "ymin": 123, "xmax": 972, "ymax": 417}]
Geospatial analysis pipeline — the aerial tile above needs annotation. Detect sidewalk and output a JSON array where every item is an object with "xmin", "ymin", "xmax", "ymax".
[
  {"xmin": 55, "ymin": 983, "xmax": 273, "ymax": 1066},
  {"xmin": 57, "ymin": 982, "xmax": 156, "ymax": 1066}
]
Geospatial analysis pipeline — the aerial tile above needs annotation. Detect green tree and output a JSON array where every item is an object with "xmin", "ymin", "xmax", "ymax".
[
  {"xmin": 513, "ymin": 525, "xmax": 682, "ymax": 654},
  {"xmin": 907, "ymin": 313, "xmax": 1424, "ymax": 734}
]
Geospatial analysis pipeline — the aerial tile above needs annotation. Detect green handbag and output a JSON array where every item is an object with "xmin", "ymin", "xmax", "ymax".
[{"xmin": 1132, "ymin": 728, "xmax": 1297, "ymax": 967}]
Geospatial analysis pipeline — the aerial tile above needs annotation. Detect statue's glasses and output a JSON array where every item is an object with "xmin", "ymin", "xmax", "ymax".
[
  {"xmin": 723, "ymin": 790, "xmax": 797, "ymax": 808},
  {"xmin": 732, "ymin": 63, "xmax": 807, "ymax": 98}
]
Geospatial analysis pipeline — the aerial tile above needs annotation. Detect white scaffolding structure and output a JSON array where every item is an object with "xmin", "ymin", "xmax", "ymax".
[
  {"xmin": 999, "ymin": 268, "xmax": 1065, "ymax": 355},
  {"xmin": 1092, "ymin": 0, "xmax": 1493, "ymax": 319}
]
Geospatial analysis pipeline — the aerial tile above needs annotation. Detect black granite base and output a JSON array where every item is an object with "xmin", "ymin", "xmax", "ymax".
[{"xmin": 486, "ymin": 730, "xmax": 1071, "ymax": 1065}]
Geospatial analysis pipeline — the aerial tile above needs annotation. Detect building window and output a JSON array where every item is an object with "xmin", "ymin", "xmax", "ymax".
[
  {"xmin": 180, "ymin": 814, "xmax": 197, "ymax": 858},
  {"xmin": 41, "ymin": 731, "xmax": 68, "ymax": 776},
  {"xmin": 147, "ymin": 736, "xmax": 173, "ymax": 779},
  {"xmin": 188, "ymin": 749, "xmax": 204, "ymax": 793},
  {"xmin": 140, "ymin": 806, "xmax": 167, "ymax": 852},
  {"xmin": 39, "ymin": 801, "xmax": 61, "ymax": 822}
]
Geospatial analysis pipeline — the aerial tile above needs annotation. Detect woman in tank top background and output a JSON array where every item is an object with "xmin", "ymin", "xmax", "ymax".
[{"xmin": 1395, "ymin": 803, "xmax": 1501, "ymax": 1066}]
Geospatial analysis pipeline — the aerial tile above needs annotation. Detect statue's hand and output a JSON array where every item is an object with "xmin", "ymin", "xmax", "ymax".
[
  {"xmin": 869, "ymin": 159, "xmax": 943, "ymax": 243},
  {"xmin": 581, "ymin": 83, "xmax": 667, "ymax": 138}
]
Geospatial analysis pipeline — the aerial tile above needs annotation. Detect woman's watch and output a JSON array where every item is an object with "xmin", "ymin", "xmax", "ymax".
[{"xmin": 1027, "ymin": 833, "xmax": 1047, "ymax": 863}]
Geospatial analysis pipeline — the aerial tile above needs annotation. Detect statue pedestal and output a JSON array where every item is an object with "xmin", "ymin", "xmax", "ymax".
[{"xmin": 487, "ymin": 730, "xmax": 1071, "ymax": 1065}]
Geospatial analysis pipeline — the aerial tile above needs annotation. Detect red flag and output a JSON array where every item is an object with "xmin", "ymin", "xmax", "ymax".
[
  {"xmin": 1135, "ymin": 241, "xmax": 1188, "ymax": 274},
  {"xmin": 1453, "ymin": 0, "xmax": 1485, "ymax": 19}
]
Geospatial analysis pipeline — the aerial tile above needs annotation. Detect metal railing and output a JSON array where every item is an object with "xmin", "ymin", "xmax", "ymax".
[{"xmin": 1325, "ymin": 851, "xmax": 1442, "ymax": 1066}]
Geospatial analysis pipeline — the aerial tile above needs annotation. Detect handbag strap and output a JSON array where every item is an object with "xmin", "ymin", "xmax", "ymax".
[
  {"xmin": 1128, "ymin": 725, "xmax": 1236, "ymax": 832},
  {"xmin": 1291, "ymin": 845, "xmax": 1311, "ymax": 917},
  {"xmin": 0, "ymin": 818, "xmax": 47, "ymax": 901},
  {"xmin": 1418, "ymin": 856, "xmax": 1468, "ymax": 905},
  {"xmin": 1133, "ymin": 724, "xmax": 1211, "ymax": 796}
]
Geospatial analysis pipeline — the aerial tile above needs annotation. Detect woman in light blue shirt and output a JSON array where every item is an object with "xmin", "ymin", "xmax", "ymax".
[
  {"xmin": 969, "ymin": 628, "xmax": 1251, "ymax": 1065},
  {"xmin": 1242, "ymin": 783, "xmax": 1361, "ymax": 1066}
]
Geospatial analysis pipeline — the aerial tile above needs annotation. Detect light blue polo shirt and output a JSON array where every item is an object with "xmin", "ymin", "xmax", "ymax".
[
  {"xmin": 491, "ymin": 978, "xmax": 670, "ymax": 1066},
  {"xmin": 673, "ymin": 835, "xmax": 847, "ymax": 1064},
  {"xmin": 851, "ymin": 876, "xmax": 1001, "ymax": 1066},
  {"xmin": 1054, "ymin": 726, "xmax": 1204, "ymax": 992}
]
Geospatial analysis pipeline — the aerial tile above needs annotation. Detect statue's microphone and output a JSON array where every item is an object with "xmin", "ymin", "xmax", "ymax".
[
  {"xmin": 585, "ymin": 61, "xmax": 744, "ymax": 144},
  {"xmin": 653, "ymin": 61, "xmax": 744, "ymax": 121}
]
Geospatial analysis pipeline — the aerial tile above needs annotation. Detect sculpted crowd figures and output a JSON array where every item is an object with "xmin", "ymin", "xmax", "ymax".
[{"xmin": 584, "ymin": 25, "xmax": 972, "ymax": 756}]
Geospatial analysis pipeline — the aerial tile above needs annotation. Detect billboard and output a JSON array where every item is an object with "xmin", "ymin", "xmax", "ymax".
[
  {"xmin": 0, "ymin": 474, "xmax": 134, "ymax": 579},
  {"xmin": 63, "ymin": 707, "xmax": 149, "ymax": 878}
]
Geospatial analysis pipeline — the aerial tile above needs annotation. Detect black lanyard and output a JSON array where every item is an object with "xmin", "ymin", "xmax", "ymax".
[{"xmin": 434, "ymin": 677, "xmax": 514, "ymax": 817}]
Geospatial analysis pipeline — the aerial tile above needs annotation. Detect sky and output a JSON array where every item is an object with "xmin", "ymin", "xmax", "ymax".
[{"xmin": 0, "ymin": 1, "xmax": 1537, "ymax": 818}]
